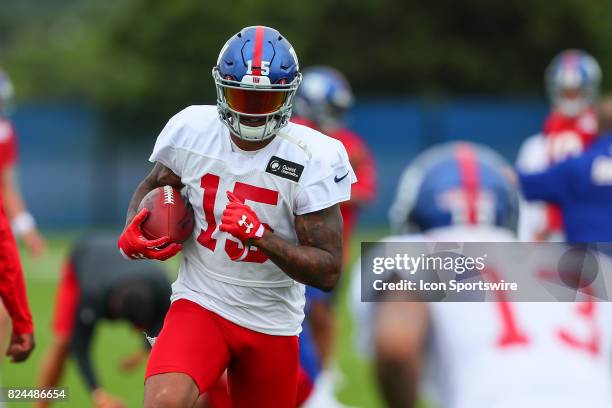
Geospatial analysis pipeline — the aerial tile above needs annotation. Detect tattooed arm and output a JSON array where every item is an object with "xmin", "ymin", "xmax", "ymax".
[
  {"xmin": 124, "ymin": 162, "xmax": 183, "ymax": 226},
  {"xmin": 247, "ymin": 204, "xmax": 343, "ymax": 292}
]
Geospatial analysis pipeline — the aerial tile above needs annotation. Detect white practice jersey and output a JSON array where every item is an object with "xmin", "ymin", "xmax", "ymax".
[
  {"xmin": 427, "ymin": 301, "xmax": 612, "ymax": 408},
  {"xmin": 150, "ymin": 105, "xmax": 355, "ymax": 335},
  {"xmin": 350, "ymin": 226, "xmax": 612, "ymax": 408}
]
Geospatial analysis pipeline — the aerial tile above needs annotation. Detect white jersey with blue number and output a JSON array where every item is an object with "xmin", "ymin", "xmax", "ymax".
[{"xmin": 150, "ymin": 105, "xmax": 355, "ymax": 335}]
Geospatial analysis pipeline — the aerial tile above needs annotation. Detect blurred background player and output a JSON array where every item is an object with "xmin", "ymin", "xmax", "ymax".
[
  {"xmin": 293, "ymin": 66, "xmax": 377, "ymax": 250},
  {"xmin": 516, "ymin": 50, "xmax": 601, "ymax": 241},
  {"xmin": 351, "ymin": 142, "xmax": 612, "ymax": 407},
  {"xmin": 292, "ymin": 66, "xmax": 376, "ymax": 406},
  {"xmin": 0, "ymin": 67, "xmax": 45, "ymax": 361},
  {"xmin": 0, "ymin": 68, "xmax": 45, "ymax": 255},
  {"xmin": 517, "ymin": 96, "xmax": 612, "ymax": 242},
  {"xmin": 0, "ymin": 66, "xmax": 37, "ymax": 373},
  {"xmin": 36, "ymin": 234, "xmax": 171, "ymax": 408}
]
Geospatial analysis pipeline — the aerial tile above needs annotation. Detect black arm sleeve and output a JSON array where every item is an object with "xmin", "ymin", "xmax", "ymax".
[{"xmin": 70, "ymin": 306, "xmax": 98, "ymax": 391}]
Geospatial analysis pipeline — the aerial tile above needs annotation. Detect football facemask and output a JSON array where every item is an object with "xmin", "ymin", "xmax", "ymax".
[
  {"xmin": 213, "ymin": 69, "xmax": 301, "ymax": 141},
  {"xmin": 546, "ymin": 50, "xmax": 601, "ymax": 117}
]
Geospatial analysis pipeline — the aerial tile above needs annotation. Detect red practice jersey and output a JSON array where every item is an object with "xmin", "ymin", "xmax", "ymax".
[
  {"xmin": 0, "ymin": 117, "xmax": 17, "ymax": 173},
  {"xmin": 291, "ymin": 117, "xmax": 377, "ymax": 246},
  {"xmin": 542, "ymin": 108, "xmax": 598, "ymax": 233},
  {"xmin": 543, "ymin": 108, "xmax": 598, "ymax": 161}
]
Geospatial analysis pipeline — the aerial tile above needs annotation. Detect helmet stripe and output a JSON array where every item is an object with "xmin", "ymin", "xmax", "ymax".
[
  {"xmin": 455, "ymin": 143, "xmax": 480, "ymax": 224},
  {"xmin": 560, "ymin": 51, "xmax": 585, "ymax": 83},
  {"xmin": 563, "ymin": 51, "xmax": 577, "ymax": 70},
  {"xmin": 252, "ymin": 26, "xmax": 265, "ymax": 76}
]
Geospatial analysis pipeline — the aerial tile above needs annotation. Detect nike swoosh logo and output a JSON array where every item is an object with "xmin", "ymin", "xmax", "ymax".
[{"xmin": 334, "ymin": 171, "xmax": 350, "ymax": 183}]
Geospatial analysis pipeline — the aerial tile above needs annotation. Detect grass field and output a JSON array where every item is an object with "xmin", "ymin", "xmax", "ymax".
[{"xmin": 1, "ymin": 228, "xmax": 388, "ymax": 408}]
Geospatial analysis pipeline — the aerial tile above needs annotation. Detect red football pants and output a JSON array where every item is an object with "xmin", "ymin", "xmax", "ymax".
[
  {"xmin": 205, "ymin": 364, "xmax": 313, "ymax": 407},
  {"xmin": 146, "ymin": 299, "xmax": 299, "ymax": 408}
]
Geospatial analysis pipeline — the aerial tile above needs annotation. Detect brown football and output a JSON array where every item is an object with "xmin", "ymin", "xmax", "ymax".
[{"xmin": 137, "ymin": 186, "xmax": 194, "ymax": 243}]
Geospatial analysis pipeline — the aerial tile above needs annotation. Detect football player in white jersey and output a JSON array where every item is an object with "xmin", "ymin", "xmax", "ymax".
[
  {"xmin": 118, "ymin": 26, "xmax": 355, "ymax": 408},
  {"xmin": 350, "ymin": 142, "xmax": 612, "ymax": 408}
]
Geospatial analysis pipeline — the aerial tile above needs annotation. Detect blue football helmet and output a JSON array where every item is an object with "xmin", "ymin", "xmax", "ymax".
[
  {"xmin": 213, "ymin": 26, "xmax": 301, "ymax": 141},
  {"xmin": 293, "ymin": 66, "xmax": 353, "ymax": 131},
  {"xmin": 0, "ymin": 68, "xmax": 14, "ymax": 114},
  {"xmin": 546, "ymin": 49, "xmax": 601, "ymax": 117},
  {"xmin": 389, "ymin": 142, "xmax": 519, "ymax": 233}
]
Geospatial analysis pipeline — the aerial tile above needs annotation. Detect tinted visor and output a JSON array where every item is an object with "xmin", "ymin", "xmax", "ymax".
[{"xmin": 224, "ymin": 87, "xmax": 288, "ymax": 115}]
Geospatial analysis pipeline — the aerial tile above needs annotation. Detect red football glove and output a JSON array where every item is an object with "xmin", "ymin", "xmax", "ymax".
[
  {"xmin": 219, "ymin": 192, "xmax": 265, "ymax": 260},
  {"xmin": 118, "ymin": 208, "xmax": 182, "ymax": 261}
]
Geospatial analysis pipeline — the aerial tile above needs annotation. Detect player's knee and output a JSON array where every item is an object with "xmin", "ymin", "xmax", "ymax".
[
  {"xmin": 143, "ymin": 374, "xmax": 199, "ymax": 408},
  {"xmin": 143, "ymin": 389, "xmax": 186, "ymax": 408}
]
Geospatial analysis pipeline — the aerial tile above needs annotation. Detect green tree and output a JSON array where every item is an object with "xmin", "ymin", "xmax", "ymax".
[{"xmin": 3, "ymin": 0, "xmax": 612, "ymax": 128}]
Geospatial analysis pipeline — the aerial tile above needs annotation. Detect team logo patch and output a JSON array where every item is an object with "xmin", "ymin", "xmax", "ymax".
[{"xmin": 266, "ymin": 156, "xmax": 304, "ymax": 182}]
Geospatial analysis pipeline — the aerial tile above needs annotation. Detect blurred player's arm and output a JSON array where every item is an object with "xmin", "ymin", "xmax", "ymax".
[
  {"xmin": 119, "ymin": 333, "xmax": 152, "ymax": 372},
  {"xmin": 517, "ymin": 159, "xmax": 572, "ymax": 204},
  {"xmin": 248, "ymin": 204, "xmax": 344, "ymax": 292},
  {"xmin": 1, "ymin": 165, "xmax": 45, "ymax": 256},
  {"xmin": 0, "ymin": 224, "xmax": 34, "ymax": 362},
  {"xmin": 36, "ymin": 336, "xmax": 71, "ymax": 408},
  {"xmin": 374, "ymin": 297, "xmax": 429, "ymax": 408},
  {"xmin": 70, "ymin": 310, "xmax": 126, "ymax": 407},
  {"xmin": 515, "ymin": 133, "xmax": 547, "ymax": 174},
  {"xmin": 124, "ymin": 162, "xmax": 183, "ymax": 225},
  {"xmin": 70, "ymin": 313, "xmax": 99, "ymax": 390},
  {"xmin": 119, "ymin": 347, "xmax": 149, "ymax": 372}
]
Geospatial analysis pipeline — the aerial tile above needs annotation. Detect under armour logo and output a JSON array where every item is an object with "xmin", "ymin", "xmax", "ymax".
[{"xmin": 238, "ymin": 215, "xmax": 254, "ymax": 234}]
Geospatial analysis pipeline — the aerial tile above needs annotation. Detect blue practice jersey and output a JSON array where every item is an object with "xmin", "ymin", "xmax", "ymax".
[{"xmin": 519, "ymin": 134, "xmax": 612, "ymax": 242}]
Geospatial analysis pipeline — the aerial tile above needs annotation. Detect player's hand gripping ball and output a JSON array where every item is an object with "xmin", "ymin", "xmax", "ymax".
[
  {"xmin": 118, "ymin": 208, "xmax": 181, "ymax": 261},
  {"xmin": 220, "ymin": 191, "xmax": 265, "ymax": 260},
  {"xmin": 137, "ymin": 185, "xmax": 194, "ymax": 242},
  {"xmin": 118, "ymin": 186, "xmax": 194, "ymax": 261}
]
